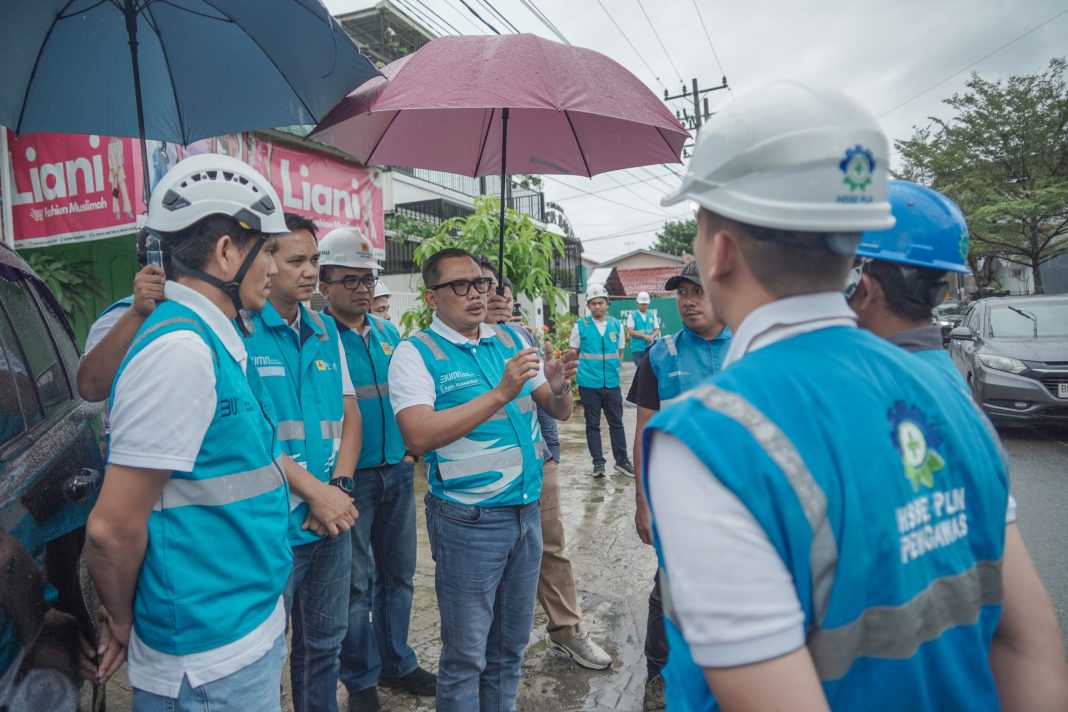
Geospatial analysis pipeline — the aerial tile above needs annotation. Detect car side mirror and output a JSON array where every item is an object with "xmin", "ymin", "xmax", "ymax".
[{"xmin": 949, "ymin": 326, "xmax": 974, "ymax": 341}]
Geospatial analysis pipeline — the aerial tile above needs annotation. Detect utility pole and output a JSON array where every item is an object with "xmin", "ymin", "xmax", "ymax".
[{"xmin": 664, "ymin": 76, "xmax": 729, "ymax": 131}]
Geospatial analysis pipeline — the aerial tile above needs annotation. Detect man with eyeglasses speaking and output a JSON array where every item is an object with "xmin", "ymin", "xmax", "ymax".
[{"xmin": 387, "ymin": 247, "xmax": 578, "ymax": 712}]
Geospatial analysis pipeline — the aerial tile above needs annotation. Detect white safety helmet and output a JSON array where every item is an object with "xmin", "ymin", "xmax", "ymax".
[
  {"xmin": 147, "ymin": 153, "xmax": 288, "ymax": 235},
  {"xmin": 318, "ymin": 227, "xmax": 383, "ymax": 271},
  {"xmin": 373, "ymin": 281, "xmax": 391, "ymax": 299},
  {"xmin": 662, "ymin": 80, "xmax": 894, "ymax": 234},
  {"xmin": 586, "ymin": 283, "xmax": 609, "ymax": 303},
  {"xmin": 636, "ymin": 291, "xmax": 651, "ymax": 304}
]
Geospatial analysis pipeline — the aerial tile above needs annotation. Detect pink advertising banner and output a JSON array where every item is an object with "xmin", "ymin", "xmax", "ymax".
[
  {"xmin": 250, "ymin": 137, "xmax": 385, "ymax": 255},
  {"xmin": 4, "ymin": 130, "xmax": 383, "ymax": 252},
  {"xmin": 6, "ymin": 131, "xmax": 144, "ymax": 247}
]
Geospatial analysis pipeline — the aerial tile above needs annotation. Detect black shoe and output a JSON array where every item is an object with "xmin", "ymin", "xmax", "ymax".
[
  {"xmin": 614, "ymin": 460, "xmax": 635, "ymax": 477},
  {"xmin": 379, "ymin": 666, "xmax": 437, "ymax": 697},
  {"xmin": 592, "ymin": 463, "xmax": 606, "ymax": 478},
  {"xmin": 347, "ymin": 686, "xmax": 380, "ymax": 712}
]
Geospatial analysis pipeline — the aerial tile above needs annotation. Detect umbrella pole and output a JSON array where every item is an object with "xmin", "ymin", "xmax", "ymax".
[
  {"xmin": 497, "ymin": 108, "xmax": 509, "ymax": 298},
  {"xmin": 125, "ymin": 0, "xmax": 151, "ymax": 211}
]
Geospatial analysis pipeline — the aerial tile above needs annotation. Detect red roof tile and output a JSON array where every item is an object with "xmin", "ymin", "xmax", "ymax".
[{"xmin": 613, "ymin": 267, "xmax": 681, "ymax": 296}]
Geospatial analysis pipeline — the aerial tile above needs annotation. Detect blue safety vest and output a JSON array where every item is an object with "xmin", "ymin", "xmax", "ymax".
[
  {"xmin": 244, "ymin": 302, "xmax": 346, "ymax": 546},
  {"xmin": 644, "ymin": 327, "xmax": 1007, "ymax": 711},
  {"xmin": 332, "ymin": 311, "xmax": 406, "ymax": 469},
  {"xmin": 576, "ymin": 316, "xmax": 622, "ymax": 388},
  {"xmin": 111, "ymin": 301, "xmax": 291, "ymax": 655},
  {"xmin": 628, "ymin": 309, "xmax": 659, "ymax": 354},
  {"xmin": 407, "ymin": 325, "xmax": 542, "ymax": 506},
  {"xmin": 646, "ymin": 326, "xmax": 732, "ymax": 405},
  {"xmin": 98, "ymin": 295, "xmax": 134, "ymax": 318}
]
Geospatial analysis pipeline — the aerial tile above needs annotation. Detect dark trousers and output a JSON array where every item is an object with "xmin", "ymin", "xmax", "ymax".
[
  {"xmin": 578, "ymin": 386, "xmax": 628, "ymax": 466},
  {"xmin": 646, "ymin": 568, "xmax": 668, "ymax": 677}
]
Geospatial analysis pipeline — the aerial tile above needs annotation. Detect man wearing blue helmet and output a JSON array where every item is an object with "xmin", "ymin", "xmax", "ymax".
[{"xmin": 845, "ymin": 180, "xmax": 971, "ymax": 388}]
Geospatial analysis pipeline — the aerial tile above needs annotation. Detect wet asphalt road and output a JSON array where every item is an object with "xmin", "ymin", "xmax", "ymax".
[
  {"xmin": 103, "ymin": 364, "xmax": 1068, "ymax": 711},
  {"xmin": 997, "ymin": 427, "xmax": 1068, "ymax": 644}
]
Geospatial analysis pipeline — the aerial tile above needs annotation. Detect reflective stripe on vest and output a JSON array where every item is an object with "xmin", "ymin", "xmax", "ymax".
[
  {"xmin": 277, "ymin": 420, "xmax": 305, "ymax": 441},
  {"xmin": 437, "ymin": 447, "xmax": 526, "ymax": 481},
  {"xmin": 686, "ymin": 384, "xmax": 838, "ymax": 625},
  {"xmin": 808, "ymin": 560, "xmax": 1002, "ymax": 680},
  {"xmin": 488, "ymin": 395, "xmax": 535, "ymax": 421},
  {"xmin": 129, "ymin": 317, "xmax": 202, "ymax": 354},
  {"xmin": 578, "ymin": 352, "xmax": 619, "ymax": 361},
  {"xmin": 321, "ymin": 420, "xmax": 342, "ymax": 439},
  {"xmin": 412, "ymin": 332, "xmax": 447, "ymax": 360},
  {"xmin": 353, "ymin": 383, "xmax": 389, "ymax": 401},
  {"xmin": 663, "ymin": 334, "xmax": 677, "ymax": 356},
  {"xmin": 305, "ymin": 309, "xmax": 330, "ymax": 342},
  {"xmin": 153, "ymin": 456, "xmax": 286, "ymax": 510}
]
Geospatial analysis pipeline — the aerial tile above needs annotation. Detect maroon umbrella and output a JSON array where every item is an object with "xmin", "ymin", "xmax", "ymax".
[{"xmin": 311, "ymin": 33, "xmax": 688, "ymax": 288}]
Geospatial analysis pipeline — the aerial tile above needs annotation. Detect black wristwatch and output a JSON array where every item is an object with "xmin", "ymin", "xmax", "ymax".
[{"xmin": 328, "ymin": 476, "xmax": 354, "ymax": 494}]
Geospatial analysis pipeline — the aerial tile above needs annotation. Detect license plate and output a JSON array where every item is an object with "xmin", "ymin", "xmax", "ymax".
[{"xmin": 1060, "ymin": 383, "xmax": 1068, "ymax": 399}]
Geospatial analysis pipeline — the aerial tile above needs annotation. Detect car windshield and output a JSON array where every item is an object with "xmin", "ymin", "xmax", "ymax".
[
  {"xmin": 987, "ymin": 300, "xmax": 1068, "ymax": 338},
  {"xmin": 934, "ymin": 304, "xmax": 963, "ymax": 317}
]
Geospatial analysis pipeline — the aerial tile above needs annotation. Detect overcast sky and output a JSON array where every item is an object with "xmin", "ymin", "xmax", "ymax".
[{"xmin": 323, "ymin": 0, "xmax": 1068, "ymax": 262}]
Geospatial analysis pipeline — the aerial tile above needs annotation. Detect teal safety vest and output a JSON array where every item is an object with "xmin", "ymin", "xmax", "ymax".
[
  {"xmin": 244, "ymin": 302, "xmax": 346, "ymax": 546},
  {"xmin": 644, "ymin": 327, "xmax": 1007, "ymax": 711},
  {"xmin": 112, "ymin": 300, "xmax": 291, "ymax": 656},
  {"xmin": 646, "ymin": 326, "xmax": 732, "ymax": 405},
  {"xmin": 407, "ymin": 324, "xmax": 542, "ymax": 506},
  {"xmin": 99, "ymin": 295, "xmax": 134, "ymax": 318},
  {"xmin": 576, "ymin": 316, "xmax": 622, "ymax": 388},
  {"xmin": 332, "ymin": 312, "xmax": 406, "ymax": 469},
  {"xmin": 628, "ymin": 309, "xmax": 658, "ymax": 353}
]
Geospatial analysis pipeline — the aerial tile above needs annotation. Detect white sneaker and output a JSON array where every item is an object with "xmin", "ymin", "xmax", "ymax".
[{"xmin": 550, "ymin": 625, "xmax": 612, "ymax": 670}]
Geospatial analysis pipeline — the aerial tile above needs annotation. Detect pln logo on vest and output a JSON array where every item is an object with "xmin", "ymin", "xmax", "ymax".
[
  {"xmin": 888, "ymin": 401, "xmax": 945, "ymax": 491},
  {"xmin": 381, "ymin": 343, "xmax": 393, "ymax": 356}
]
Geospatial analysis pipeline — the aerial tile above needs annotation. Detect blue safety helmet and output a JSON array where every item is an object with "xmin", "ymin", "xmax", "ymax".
[{"xmin": 856, "ymin": 180, "xmax": 970, "ymax": 274}]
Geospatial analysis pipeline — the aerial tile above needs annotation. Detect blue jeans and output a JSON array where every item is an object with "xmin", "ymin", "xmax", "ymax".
[
  {"xmin": 283, "ymin": 532, "xmax": 352, "ymax": 712},
  {"xmin": 340, "ymin": 461, "xmax": 419, "ymax": 693},
  {"xmin": 425, "ymin": 493, "xmax": 542, "ymax": 712},
  {"xmin": 132, "ymin": 633, "xmax": 286, "ymax": 712}
]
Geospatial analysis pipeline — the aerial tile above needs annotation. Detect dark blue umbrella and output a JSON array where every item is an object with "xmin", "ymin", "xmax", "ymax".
[{"xmin": 0, "ymin": 0, "xmax": 379, "ymax": 197}]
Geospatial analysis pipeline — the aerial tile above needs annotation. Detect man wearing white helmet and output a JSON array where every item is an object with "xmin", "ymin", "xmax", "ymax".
[
  {"xmin": 86, "ymin": 154, "xmax": 295, "ymax": 710},
  {"xmin": 371, "ymin": 281, "xmax": 392, "ymax": 321},
  {"xmin": 625, "ymin": 291, "xmax": 660, "ymax": 365},
  {"xmin": 241, "ymin": 213, "xmax": 362, "ymax": 712},
  {"xmin": 318, "ymin": 228, "xmax": 437, "ymax": 712},
  {"xmin": 640, "ymin": 83, "xmax": 1051, "ymax": 710},
  {"xmin": 570, "ymin": 284, "xmax": 633, "ymax": 478}
]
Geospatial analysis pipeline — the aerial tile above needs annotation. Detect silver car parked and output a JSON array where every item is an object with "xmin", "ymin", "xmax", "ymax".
[{"xmin": 949, "ymin": 295, "xmax": 1068, "ymax": 426}]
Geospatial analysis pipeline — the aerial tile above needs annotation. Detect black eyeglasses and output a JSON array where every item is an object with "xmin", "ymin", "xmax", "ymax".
[
  {"xmin": 429, "ymin": 277, "xmax": 494, "ymax": 296},
  {"xmin": 322, "ymin": 274, "xmax": 378, "ymax": 291}
]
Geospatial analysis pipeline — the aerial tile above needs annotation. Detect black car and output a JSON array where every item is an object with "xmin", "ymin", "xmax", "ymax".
[
  {"xmin": 0, "ymin": 244, "xmax": 106, "ymax": 708},
  {"xmin": 932, "ymin": 300, "xmax": 966, "ymax": 344},
  {"xmin": 948, "ymin": 295, "xmax": 1068, "ymax": 426}
]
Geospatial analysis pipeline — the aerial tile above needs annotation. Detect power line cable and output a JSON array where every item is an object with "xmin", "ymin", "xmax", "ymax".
[
  {"xmin": 527, "ymin": 0, "xmax": 570, "ymax": 41},
  {"xmin": 634, "ymin": 0, "xmax": 683, "ymax": 83},
  {"xmin": 477, "ymin": 0, "xmax": 521, "ymax": 33},
  {"xmin": 516, "ymin": 0, "xmax": 569, "ymax": 43},
  {"xmin": 441, "ymin": 0, "xmax": 493, "ymax": 33},
  {"xmin": 396, "ymin": 0, "xmax": 454, "ymax": 36},
  {"xmin": 878, "ymin": 7, "xmax": 1068, "ymax": 118},
  {"xmin": 543, "ymin": 176, "xmax": 674, "ymax": 217},
  {"xmin": 409, "ymin": 0, "xmax": 464, "ymax": 34},
  {"xmin": 455, "ymin": 0, "xmax": 502, "ymax": 33},
  {"xmin": 592, "ymin": 0, "xmax": 666, "ymax": 91},
  {"xmin": 689, "ymin": 0, "xmax": 725, "ymax": 76}
]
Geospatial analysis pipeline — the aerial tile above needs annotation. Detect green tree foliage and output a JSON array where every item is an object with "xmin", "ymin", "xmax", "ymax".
[
  {"xmin": 22, "ymin": 251, "xmax": 103, "ymax": 325},
  {"xmin": 398, "ymin": 195, "xmax": 566, "ymax": 333},
  {"xmin": 652, "ymin": 218, "xmax": 697, "ymax": 256},
  {"xmin": 895, "ymin": 57, "xmax": 1068, "ymax": 293}
]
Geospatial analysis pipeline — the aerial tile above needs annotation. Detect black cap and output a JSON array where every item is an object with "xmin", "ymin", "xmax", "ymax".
[{"xmin": 664, "ymin": 261, "xmax": 701, "ymax": 291}]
